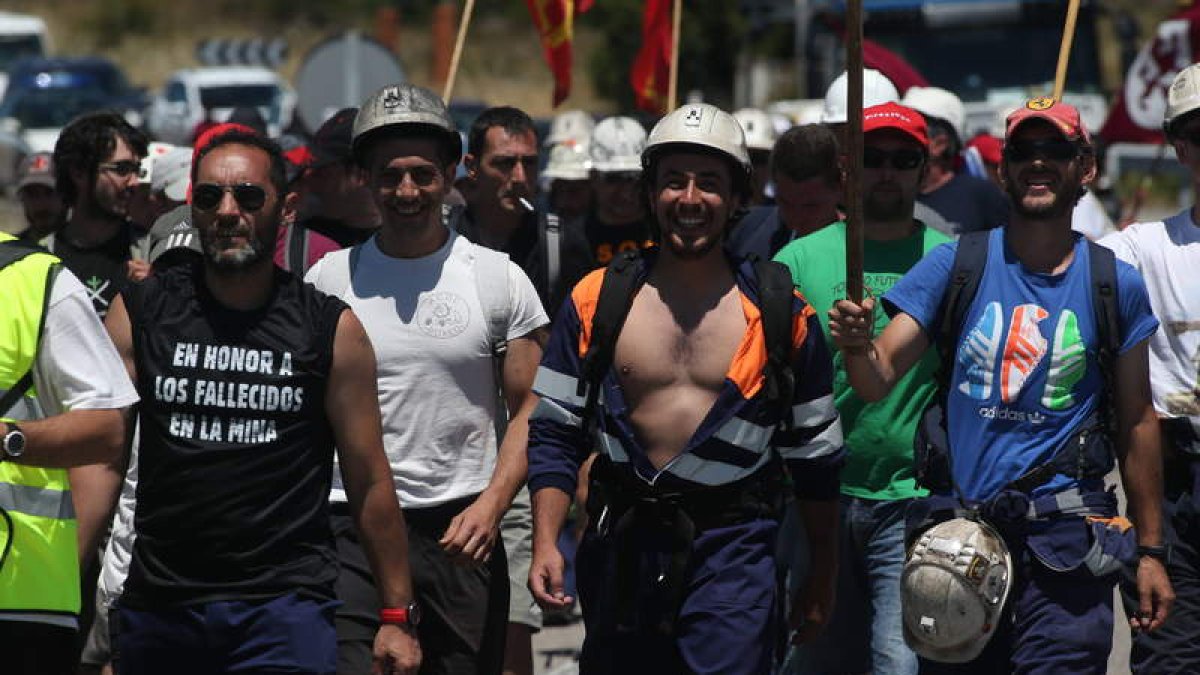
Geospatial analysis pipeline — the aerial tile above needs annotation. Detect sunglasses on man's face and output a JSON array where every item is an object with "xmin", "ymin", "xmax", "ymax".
[
  {"xmin": 192, "ymin": 183, "xmax": 269, "ymax": 212},
  {"xmin": 99, "ymin": 160, "xmax": 143, "ymax": 178},
  {"xmin": 862, "ymin": 147, "xmax": 924, "ymax": 171},
  {"xmin": 1004, "ymin": 139, "xmax": 1079, "ymax": 163}
]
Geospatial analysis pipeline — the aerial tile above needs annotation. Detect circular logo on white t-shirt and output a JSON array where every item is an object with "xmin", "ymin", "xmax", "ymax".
[{"xmin": 416, "ymin": 291, "xmax": 470, "ymax": 338}]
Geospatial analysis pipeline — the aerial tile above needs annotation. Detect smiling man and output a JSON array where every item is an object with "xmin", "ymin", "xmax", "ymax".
[
  {"xmin": 48, "ymin": 112, "xmax": 149, "ymax": 318},
  {"xmin": 104, "ymin": 130, "xmax": 421, "ymax": 675},
  {"xmin": 828, "ymin": 98, "xmax": 1173, "ymax": 673},
  {"xmin": 528, "ymin": 103, "xmax": 844, "ymax": 674}
]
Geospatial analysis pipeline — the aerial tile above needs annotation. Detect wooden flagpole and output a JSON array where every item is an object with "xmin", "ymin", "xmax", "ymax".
[
  {"xmin": 1052, "ymin": 0, "xmax": 1081, "ymax": 101},
  {"xmin": 667, "ymin": 0, "xmax": 682, "ymax": 111},
  {"xmin": 845, "ymin": 0, "xmax": 865, "ymax": 303},
  {"xmin": 443, "ymin": 0, "xmax": 477, "ymax": 102}
]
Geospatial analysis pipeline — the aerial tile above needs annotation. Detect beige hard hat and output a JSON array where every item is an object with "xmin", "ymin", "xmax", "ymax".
[
  {"xmin": 351, "ymin": 83, "xmax": 461, "ymax": 162},
  {"xmin": 589, "ymin": 116, "xmax": 647, "ymax": 173},
  {"xmin": 732, "ymin": 108, "xmax": 778, "ymax": 152},
  {"xmin": 543, "ymin": 141, "xmax": 591, "ymax": 181},
  {"xmin": 901, "ymin": 518, "xmax": 1013, "ymax": 664},
  {"xmin": 902, "ymin": 86, "xmax": 966, "ymax": 140},
  {"xmin": 545, "ymin": 110, "xmax": 595, "ymax": 148},
  {"xmin": 1165, "ymin": 63, "xmax": 1200, "ymax": 133},
  {"xmin": 644, "ymin": 103, "xmax": 751, "ymax": 174},
  {"xmin": 821, "ymin": 69, "xmax": 901, "ymax": 125}
]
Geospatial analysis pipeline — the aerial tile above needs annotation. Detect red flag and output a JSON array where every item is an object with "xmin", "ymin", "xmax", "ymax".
[
  {"xmin": 1100, "ymin": 4, "xmax": 1200, "ymax": 144},
  {"xmin": 527, "ymin": 0, "xmax": 582, "ymax": 107},
  {"xmin": 630, "ymin": 0, "xmax": 672, "ymax": 114},
  {"xmin": 862, "ymin": 38, "xmax": 928, "ymax": 95}
]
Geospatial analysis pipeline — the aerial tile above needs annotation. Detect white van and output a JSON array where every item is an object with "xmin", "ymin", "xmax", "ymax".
[
  {"xmin": 0, "ymin": 12, "xmax": 49, "ymax": 99},
  {"xmin": 146, "ymin": 66, "xmax": 297, "ymax": 145}
]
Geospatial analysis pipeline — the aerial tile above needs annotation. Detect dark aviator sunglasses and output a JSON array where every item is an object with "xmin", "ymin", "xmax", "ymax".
[{"xmin": 192, "ymin": 183, "xmax": 269, "ymax": 212}]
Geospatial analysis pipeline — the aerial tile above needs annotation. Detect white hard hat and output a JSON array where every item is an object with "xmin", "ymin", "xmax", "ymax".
[
  {"xmin": 901, "ymin": 518, "xmax": 1013, "ymax": 664},
  {"xmin": 902, "ymin": 86, "xmax": 966, "ymax": 140},
  {"xmin": 1165, "ymin": 63, "xmax": 1200, "ymax": 133},
  {"xmin": 139, "ymin": 141, "xmax": 176, "ymax": 185},
  {"xmin": 820, "ymin": 69, "xmax": 900, "ymax": 125},
  {"xmin": 545, "ymin": 110, "xmax": 595, "ymax": 148},
  {"xmin": 352, "ymin": 83, "xmax": 461, "ymax": 162},
  {"xmin": 589, "ymin": 116, "xmax": 647, "ymax": 173},
  {"xmin": 643, "ymin": 103, "xmax": 751, "ymax": 190},
  {"xmin": 733, "ymin": 108, "xmax": 778, "ymax": 152},
  {"xmin": 543, "ymin": 140, "xmax": 591, "ymax": 181}
]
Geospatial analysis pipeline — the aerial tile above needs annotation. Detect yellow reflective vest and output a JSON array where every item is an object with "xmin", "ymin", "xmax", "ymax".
[{"xmin": 0, "ymin": 232, "xmax": 79, "ymax": 618}]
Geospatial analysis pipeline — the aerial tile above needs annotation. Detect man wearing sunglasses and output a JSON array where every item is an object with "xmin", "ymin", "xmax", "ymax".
[
  {"xmin": 305, "ymin": 84, "xmax": 549, "ymax": 675},
  {"xmin": 1102, "ymin": 62, "xmax": 1200, "ymax": 674},
  {"xmin": 828, "ymin": 98, "xmax": 1172, "ymax": 673},
  {"xmin": 48, "ymin": 111, "xmax": 150, "ymax": 319},
  {"xmin": 773, "ymin": 102, "xmax": 950, "ymax": 675},
  {"xmin": 103, "ymin": 129, "xmax": 421, "ymax": 675}
]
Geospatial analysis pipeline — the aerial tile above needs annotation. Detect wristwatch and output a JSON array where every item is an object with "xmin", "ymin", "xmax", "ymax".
[
  {"xmin": 379, "ymin": 602, "xmax": 421, "ymax": 629},
  {"xmin": 1136, "ymin": 544, "xmax": 1170, "ymax": 564},
  {"xmin": 1, "ymin": 422, "xmax": 25, "ymax": 461}
]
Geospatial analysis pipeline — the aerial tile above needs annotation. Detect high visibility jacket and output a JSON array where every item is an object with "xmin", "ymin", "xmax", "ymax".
[{"xmin": 0, "ymin": 232, "xmax": 79, "ymax": 620}]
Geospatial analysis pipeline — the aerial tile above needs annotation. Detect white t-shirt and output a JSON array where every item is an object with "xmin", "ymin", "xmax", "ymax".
[
  {"xmin": 1072, "ymin": 191, "xmax": 1116, "ymax": 241},
  {"xmin": 1100, "ymin": 210, "xmax": 1200, "ymax": 427},
  {"xmin": 11, "ymin": 269, "xmax": 139, "ymax": 628},
  {"xmin": 306, "ymin": 230, "xmax": 548, "ymax": 508}
]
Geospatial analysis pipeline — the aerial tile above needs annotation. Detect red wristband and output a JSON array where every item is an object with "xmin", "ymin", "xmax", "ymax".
[{"xmin": 380, "ymin": 608, "xmax": 410, "ymax": 624}]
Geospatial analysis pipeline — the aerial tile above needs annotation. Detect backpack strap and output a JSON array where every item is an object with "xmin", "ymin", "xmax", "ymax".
[
  {"xmin": 1087, "ymin": 240, "xmax": 1121, "ymax": 439},
  {"xmin": 578, "ymin": 250, "xmax": 644, "ymax": 436},
  {"xmin": 472, "ymin": 245, "xmax": 514, "ymax": 437},
  {"xmin": 752, "ymin": 258, "xmax": 797, "ymax": 430},
  {"xmin": 934, "ymin": 231, "xmax": 990, "ymax": 392},
  {"xmin": 0, "ymin": 240, "xmax": 58, "ymax": 418},
  {"xmin": 543, "ymin": 212, "xmax": 562, "ymax": 303},
  {"xmin": 283, "ymin": 222, "xmax": 310, "ymax": 274}
]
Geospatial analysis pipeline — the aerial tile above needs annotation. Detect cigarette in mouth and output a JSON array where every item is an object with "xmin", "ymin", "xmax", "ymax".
[{"xmin": 518, "ymin": 197, "xmax": 534, "ymax": 212}]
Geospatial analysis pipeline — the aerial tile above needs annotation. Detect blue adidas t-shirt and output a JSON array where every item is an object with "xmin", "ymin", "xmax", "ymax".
[{"xmin": 884, "ymin": 228, "xmax": 1158, "ymax": 501}]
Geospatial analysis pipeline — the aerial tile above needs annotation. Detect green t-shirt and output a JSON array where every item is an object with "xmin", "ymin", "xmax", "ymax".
[{"xmin": 773, "ymin": 220, "xmax": 951, "ymax": 501}]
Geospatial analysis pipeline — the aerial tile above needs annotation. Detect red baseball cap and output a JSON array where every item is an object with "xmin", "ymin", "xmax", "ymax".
[
  {"xmin": 966, "ymin": 133, "xmax": 1002, "ymax": 165},
  {"xmin": 863, "ymin": 102, "xmax": 929, "ymax": 148},
  {"xmin": 1005, "ymin": 97, "xmax": 1090, "ymax": 144}
]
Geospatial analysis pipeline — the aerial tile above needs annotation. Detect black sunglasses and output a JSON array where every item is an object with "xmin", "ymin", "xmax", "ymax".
[
  {"xmin": 99, "ymin": 160, "xmax": 142, "ymax": 178},
  {"xmin": 863, "ymin": 147, "xmax": 924, "ymax": 171},
  {"xmin": 1004, "ymin": 139, "xmax": 1079, "ymax": 163},
  {"xmin": 192, "ymin": 183, "xmax": 269, "ymax": 212}
]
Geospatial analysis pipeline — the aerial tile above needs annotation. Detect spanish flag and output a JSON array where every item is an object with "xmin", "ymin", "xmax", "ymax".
[
  {"xmin": 630, "ymin": 0, "xmax": 672, "ymax": 114},
  {"xmin": 527, "ymin": 0, "xmax": 591, "ymax": 107}
]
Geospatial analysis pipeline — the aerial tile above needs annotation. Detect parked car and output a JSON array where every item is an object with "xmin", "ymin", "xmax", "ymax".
[
  {"xmin": 0, "ymin": 12, "xmax": 49, "ymax": 100},
  {"xmin": 145, "ymin": 66, "xmax": 297, "ymax": 145},
  {"xmin": 0, "ymin": 56, "xmax": 147, "ymax": 190}
]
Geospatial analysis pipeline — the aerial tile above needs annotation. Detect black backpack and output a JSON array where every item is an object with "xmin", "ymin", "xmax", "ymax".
[
  {"xmin": 914, "ymin": 230, "xmax": 1121, "ymax": 493},
  {"xmin": 574, "ymin": 250, "xmax": 797, "ymax": 436}
]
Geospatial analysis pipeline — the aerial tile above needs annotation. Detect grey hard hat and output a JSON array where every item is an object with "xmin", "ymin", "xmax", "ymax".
[
  {"xmin": 643, "ymin": 103, "xmax": 752, "ymax": 179},
  {"xmin": 352, "ymin": 83, "xmax": 461, "ymax": 162},
  {"xmin": 1165, "ymin": 63, "xmax": 1200, "ymax": 133}
]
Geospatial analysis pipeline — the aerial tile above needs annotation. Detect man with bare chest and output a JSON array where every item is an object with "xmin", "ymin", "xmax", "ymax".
[{"xmin": 527, "ymin": 103, "xmax": 845, "ymax": 674}]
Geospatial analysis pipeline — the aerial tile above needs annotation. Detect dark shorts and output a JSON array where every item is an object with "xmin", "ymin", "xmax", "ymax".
[
  {"xmin": 331, "ymin": 496, "xmax": 509, "ymax": 675},
  {"xmin": 112, "ymin": 592, "xmax": 338, "ymax": 675},
  {"xmin": 0, "ymin": 620, "xmax": 78, "ymax": 675}
]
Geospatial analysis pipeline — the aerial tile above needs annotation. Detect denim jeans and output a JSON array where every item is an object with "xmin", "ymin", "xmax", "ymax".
[{"xmin": 782, "ymin": 495, "xmax": 918, "ymax": 675}]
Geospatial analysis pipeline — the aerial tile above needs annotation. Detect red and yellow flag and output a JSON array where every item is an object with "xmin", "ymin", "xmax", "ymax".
[
  {"xmin": 630, "ymin": 0, "xmax": 672, "ymax": 114},
  {"xmin": 527, "ymin": 0, "xmax": 590, "ymax": 107}
]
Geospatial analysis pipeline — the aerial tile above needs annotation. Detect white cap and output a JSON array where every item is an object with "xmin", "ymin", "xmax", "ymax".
[
  {"xmin": 151, "ymin": 147, "xmax": 194, "ymax": 203},
  {"xmin": 820, "ymin": 69, "xmax": 900, "ymax": 125},
  {"xmin": 732, "ymin": 108, "xmax": 778, "ymax": 152},
  {"xmin": 1166, "ymin": 63, "xmax": 1200, "ymax": 132},
  {"xmin": 543, "ymin": 140, "xmax": 591, "ymax": 181},
  {"xmin": 545, "ymin": 110, "xmax": 595, "ymax": 147},
  {"xmin": 902, "ymin": 86, "xmax": 966, "ymax": 140},
  {"xmin": 139, "ymin": 142, "xmax": 177, "ymax": 185},
  {"xmin": 589, "ymin": 116, "xmax": 646, "ymax": 173}
]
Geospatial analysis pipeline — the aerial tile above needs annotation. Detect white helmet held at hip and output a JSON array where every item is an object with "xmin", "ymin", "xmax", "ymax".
[
  {"xmin": 821, "ymin": 69, "xmax": 901, "ymax": 125},
  {"xmin": 901, "ymin": 517, "xmax": 1013, "ymax": 664},
  {"xmin": 732, "ymin": 108, "xmax": 778, "ymax": 152},
  {"xmin": 1165, "ymin": 63, "xmax": 1200, "ymax": 134},
  {"xmin": 589, "ymin": 116, "xmax": 647, "ymax": 173}
]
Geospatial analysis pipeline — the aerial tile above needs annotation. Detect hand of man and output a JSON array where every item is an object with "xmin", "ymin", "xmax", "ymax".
[
  {"xmin": 371, "ymin": 624, "xmax": 421, "ymax": 675},
  {"xmin": 126, "ymin": 259, "xmax": 151, "ymax": 282},
  {"xmin": 1130, "ymin": 556, "xmax": 1174, "ymax": 632},
  {"xmin": 529, "ymin": 540, "xmax": 573, "ymax": 610},
  {"xmin": 828, "ymin": 297, "xmax": 877, "ymax": 354},
  {"xmin": 788, "ymin": 567, "xmax": 835, "ymax": 644},
  {"xmin": 438, "ymin": 493, "xmax": 503, "ymax": 565}
]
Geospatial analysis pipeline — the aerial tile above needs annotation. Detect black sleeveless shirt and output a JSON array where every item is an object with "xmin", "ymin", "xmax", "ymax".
[{"xmin": 121, "ymin": 263, "xmax": 347, "ymax": 607}]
